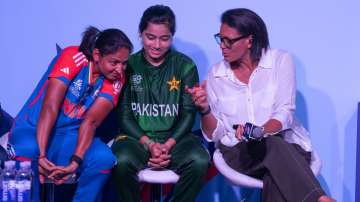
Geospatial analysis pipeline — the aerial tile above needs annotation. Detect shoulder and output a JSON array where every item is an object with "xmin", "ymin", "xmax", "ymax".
[
  {"xmin": 169, "ymin": 50, "xmax": 197, "ymax": 75},
  {"xmin": 207, "ymin": 60, "xmax": 226, "ymax": 79},
  {"xmin": 56, "ymin": 45, "xmax": 88, "ymax": 68},
  {"xmin": 258, "ymin": 48, "xmax": 294, "ymax": 69}
]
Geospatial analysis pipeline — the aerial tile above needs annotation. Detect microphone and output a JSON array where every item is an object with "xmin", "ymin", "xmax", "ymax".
[{"xmin": 233, "ymin": 122, "xmax": 264, "ymax": 142}]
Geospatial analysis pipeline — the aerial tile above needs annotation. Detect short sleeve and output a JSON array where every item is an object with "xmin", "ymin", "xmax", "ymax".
[
  {"xmin": 48, "ymin": 46, "xmax": 88, "ymax": 85},
  {"xmin": 99, "ymin": 78, "xmax": 125, "ymax": 106}
]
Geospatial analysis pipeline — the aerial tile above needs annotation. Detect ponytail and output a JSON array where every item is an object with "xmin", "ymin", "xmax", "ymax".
[
  {"xmin": 78, "ymin": 26, "xmax": 133, "ymax": 61},
  {"xmin": 79, "ymin": 26, "xmax": 101, "ymax": 61}
]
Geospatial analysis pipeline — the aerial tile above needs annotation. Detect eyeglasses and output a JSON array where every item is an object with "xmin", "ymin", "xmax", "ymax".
[{"xmin": 214, "ymin": 33, "xmax": 249, "ymax": 48}]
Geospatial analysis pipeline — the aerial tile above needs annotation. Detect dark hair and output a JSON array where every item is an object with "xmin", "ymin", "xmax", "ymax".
[
  {"xmin": 221, "ymin": 8, "xmax": 269, "ymax": 62},
  {"xmin": 139, "ymin": 5, "xmax": 176, "ymax": 35},
  {"xmin": 79, "ymin": 26, "xmax": 133, "ymax": 61}
]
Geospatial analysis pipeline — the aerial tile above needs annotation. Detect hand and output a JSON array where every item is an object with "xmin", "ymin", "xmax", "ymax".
[
  {"xmin": 185, "ymin": 80, "xmax": 209, "ymax": 112},
  {"xmin": 160, "ymin": 138, "xmax": 176, "ymax": 155},
  {"xmin": 149, "ymin": 142, "xmax": 162, "ymax": 158},
  {"xmin": 148, "ymin": 138, "xmax": 176, "ymax": 169},
  {"xmin": 148, "ymin": 153, "xmax": 171, "ymax": 169},
  {"xmin": 48, "ymin": 161, "xmax": 79, "ymax": 185},
  {"xmin": 234, "ymin": 124, "xmax": 245, "ymax": 141},
  {"xmin": 38, "ymin": 157, "xmax": 60, "ymax": 184}
]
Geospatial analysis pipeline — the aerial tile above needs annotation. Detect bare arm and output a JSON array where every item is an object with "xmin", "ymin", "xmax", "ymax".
[
  {"xmin": 37, "ymin": 78, "xmax": 67, "ymax": 156},
  {"xmin": 74, "ymin": 97, "xmax": 114, "ymax": 159},
  {"xmin": 37, "ymin": 78, "xmax": 68, "ymax": 183}
]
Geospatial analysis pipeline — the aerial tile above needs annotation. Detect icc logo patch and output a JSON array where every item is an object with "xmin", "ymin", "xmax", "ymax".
[{"xmin": 113, "ymin": 81, "xmax": 122, "ymax": 95}]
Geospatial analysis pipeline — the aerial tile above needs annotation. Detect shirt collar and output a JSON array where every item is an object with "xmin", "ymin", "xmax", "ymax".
[{"xmin": 213, "ymin": 49, "xmax": 273, "ymax": 77}]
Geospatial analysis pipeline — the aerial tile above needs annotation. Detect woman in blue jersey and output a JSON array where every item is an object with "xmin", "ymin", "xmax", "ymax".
[{"xmin": 8, "ymin": 26, "xmax": 133, "ymax": 201}]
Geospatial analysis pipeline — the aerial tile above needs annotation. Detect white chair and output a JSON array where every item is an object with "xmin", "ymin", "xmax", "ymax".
[
  {"xmin": 138, "ymin": 168, "xmax": 180, "ymax": 202},
  {"xmin": 213, "ymin": 148, "xmax": 322, "ymax": 189}
]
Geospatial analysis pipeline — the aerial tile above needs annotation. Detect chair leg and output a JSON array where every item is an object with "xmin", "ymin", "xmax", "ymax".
[
  {"xmin": 40, "ymin": 183, "xmax": 55, "ymax": 202},
  {"xmin": 151, "ymin": 183, "xmax": 163, "ymax": 202}
]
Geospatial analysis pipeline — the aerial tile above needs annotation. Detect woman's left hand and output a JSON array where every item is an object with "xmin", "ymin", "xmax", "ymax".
[{"xmin": 235, "ymin": 124, "xmax": 245, "ymax": 141}]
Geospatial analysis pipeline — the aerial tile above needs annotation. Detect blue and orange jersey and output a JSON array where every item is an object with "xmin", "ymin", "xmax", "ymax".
[{"xmin": 12, "ymin": 46, "xmax": 123, "ymax": 132}]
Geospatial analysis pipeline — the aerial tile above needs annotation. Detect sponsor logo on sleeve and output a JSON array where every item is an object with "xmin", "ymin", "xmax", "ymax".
[{"xmin": 60, "ymin": 67, "xmax": 70, "ymax": 75}]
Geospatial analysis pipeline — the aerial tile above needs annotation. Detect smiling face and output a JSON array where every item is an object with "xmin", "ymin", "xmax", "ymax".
[
  {"xmin": 93, "ymin": 47, "xmax": 130, "ymax": 81},
  {"xmin": 140, "ymin": 22, "xmax": 172, "ymax": 66},
  {"xmin": 219, "ymin": 23, "xmax": 252, "ymax": 63}
]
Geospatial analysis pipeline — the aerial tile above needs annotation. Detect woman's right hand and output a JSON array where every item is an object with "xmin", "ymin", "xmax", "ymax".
[
  {"xmin": 235, "ymin": 124, "xmax": 245, "ymax": 141},
  {"xmin": 38, "ymin": 157, "xmax": 58, "ymax": 184},
  {"xmin": 185, "ymin": 80, "xmax": 209, "ymax": 112}
]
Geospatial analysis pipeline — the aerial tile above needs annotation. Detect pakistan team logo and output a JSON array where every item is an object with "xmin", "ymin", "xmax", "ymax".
[
  {"xmin": 167, "ymin": 76, "xmax": 180, "ymax": 91},
  {"xmin": 130, "ymin": 74, "xmax": 143, "ymax": 92}
]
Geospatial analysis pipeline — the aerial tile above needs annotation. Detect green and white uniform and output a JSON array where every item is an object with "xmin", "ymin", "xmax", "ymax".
[{"xmin": 112, "ymin": 49, "xmax": 209, "ymax": 202}]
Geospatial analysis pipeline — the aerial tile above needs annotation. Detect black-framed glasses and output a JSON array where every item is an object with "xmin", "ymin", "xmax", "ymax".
[{"xmin": 214, "ymin": 33, "xmax": 249, "ymax": 48}]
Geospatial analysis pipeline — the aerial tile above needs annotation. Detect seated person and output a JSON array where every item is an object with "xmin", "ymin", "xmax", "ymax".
[
  {"xmin": 111, "ymin": 5, "xmax": 209, "ymax": 202},
  {"xmin": 187, "ymin": 8, "xmax": 335, "ymax": 202},
  {"xmin": 8, "ymin": 26, "xmax": 133, "ymax": 202}
]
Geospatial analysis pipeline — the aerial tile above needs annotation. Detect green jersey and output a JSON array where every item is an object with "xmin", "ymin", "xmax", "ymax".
[{"xmin": 117, "ymin": 49, "xmax": 199, "ymax": 141}]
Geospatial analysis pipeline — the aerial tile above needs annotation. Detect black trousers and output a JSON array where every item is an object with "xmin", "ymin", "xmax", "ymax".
[{"xmin": 219, "ymin": 135, "xmax": 325, "ymax": 202}]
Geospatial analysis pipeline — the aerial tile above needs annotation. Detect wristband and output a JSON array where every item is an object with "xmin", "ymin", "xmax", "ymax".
[
  {"xmin": 70, "ymin": 155, "xmax": 83, "ymax": 166},
  {"xmin": 38, "ymin": 155, "xmax": 46, "ymax": 160},
  {"xmin": 200, "ymin": 106, "xmax": 211, "ymax": 116}
]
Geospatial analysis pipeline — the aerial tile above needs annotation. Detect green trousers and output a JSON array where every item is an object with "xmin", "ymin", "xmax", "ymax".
[{"xmin": 111, "ymin": 134, "xmax": 209, "ymax": 202}]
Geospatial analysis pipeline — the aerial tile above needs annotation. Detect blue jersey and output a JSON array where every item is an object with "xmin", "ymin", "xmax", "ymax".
[{"xmin": 11, "ymin": 46, "xmax": 123, "ymax": 133}]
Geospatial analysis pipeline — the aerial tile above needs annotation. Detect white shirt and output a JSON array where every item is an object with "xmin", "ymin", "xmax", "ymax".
[{"xmin": 202, "ymin": 49, "xmax": 312, "ymax": 152}]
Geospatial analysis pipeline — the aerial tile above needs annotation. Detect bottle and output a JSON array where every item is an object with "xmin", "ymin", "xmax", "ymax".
[
  {"xmin": 16, "ymin": 161, "xmax": 32, "ymax": 202},
  {"xmin": 1, "ymin": 160, "xmax": 16, "ymax": 202}
]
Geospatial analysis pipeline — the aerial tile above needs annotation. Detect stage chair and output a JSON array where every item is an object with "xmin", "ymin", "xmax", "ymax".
[
  {"xmin": 138, "ymin": 168, "xmax": 179, "ymax": 202},
  {"xmin": 213, "ymin": 148, "xmax": 322, "ymax": 189}
]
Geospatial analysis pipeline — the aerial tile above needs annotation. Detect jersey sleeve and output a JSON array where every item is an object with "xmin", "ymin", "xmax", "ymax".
[
  {"xmin": 48, "ymin": 46, "xmax": 88, "ymax": 85},
  {"xmin": 98, "ymin": 78, "xmax": 124, "ymax": 106}
]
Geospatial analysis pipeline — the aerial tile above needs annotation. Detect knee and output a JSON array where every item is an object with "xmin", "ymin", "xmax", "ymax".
[
  {"xmin": 90, "ymin": 148, "xmax": 116, "ymax": 170},
  {"xmin": 112, "ymin": 150, "xmax": 136, "ymax": 176},
  {"xmin": 263, "ymin": 136, "xmax": 290, "ymax": 159},
  {"xmin": 187, "ymin": 152, "xmax": 209, "ymax": 175}
]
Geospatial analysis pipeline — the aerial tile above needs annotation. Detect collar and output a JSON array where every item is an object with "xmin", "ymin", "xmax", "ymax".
[{"xmin": 213, "ymin": 49, "xmax": 273, "ymax": 78}]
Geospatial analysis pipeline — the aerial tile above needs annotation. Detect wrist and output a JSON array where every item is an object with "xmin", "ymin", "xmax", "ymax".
[
  {"xmin": 143, "ymin": 138, "xmax": 155, "ymax": 151},
  {"xmin": 70, "ymin": 154, "xmax": 83, "ymax": 166},
  {"xmin": 200, "ymin": 106, "xmax": 211, "ymax": 116}
]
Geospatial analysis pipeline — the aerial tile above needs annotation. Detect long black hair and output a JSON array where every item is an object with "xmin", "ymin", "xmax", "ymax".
[
  {"xmin": 221, "ymin": 8, "xmax": 269, "ymax": 62},
  {"xmin": 79, "ymin": 26, "xmax": 133, "ymax": 61}
]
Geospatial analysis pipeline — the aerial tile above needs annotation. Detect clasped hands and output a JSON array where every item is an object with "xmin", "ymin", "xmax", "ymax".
[
  {"xmin": 38, "ymin": 157, "xmax": 78, "ymax": 185},
  {"xmin": 147, "ymin": 140, "xmax": 174, "ymax": 169}
]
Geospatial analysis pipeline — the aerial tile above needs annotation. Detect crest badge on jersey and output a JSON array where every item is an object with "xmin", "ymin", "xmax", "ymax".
[{"xmin": 167, "ymin": 76, "xmax": 180, "ymax": 91}]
